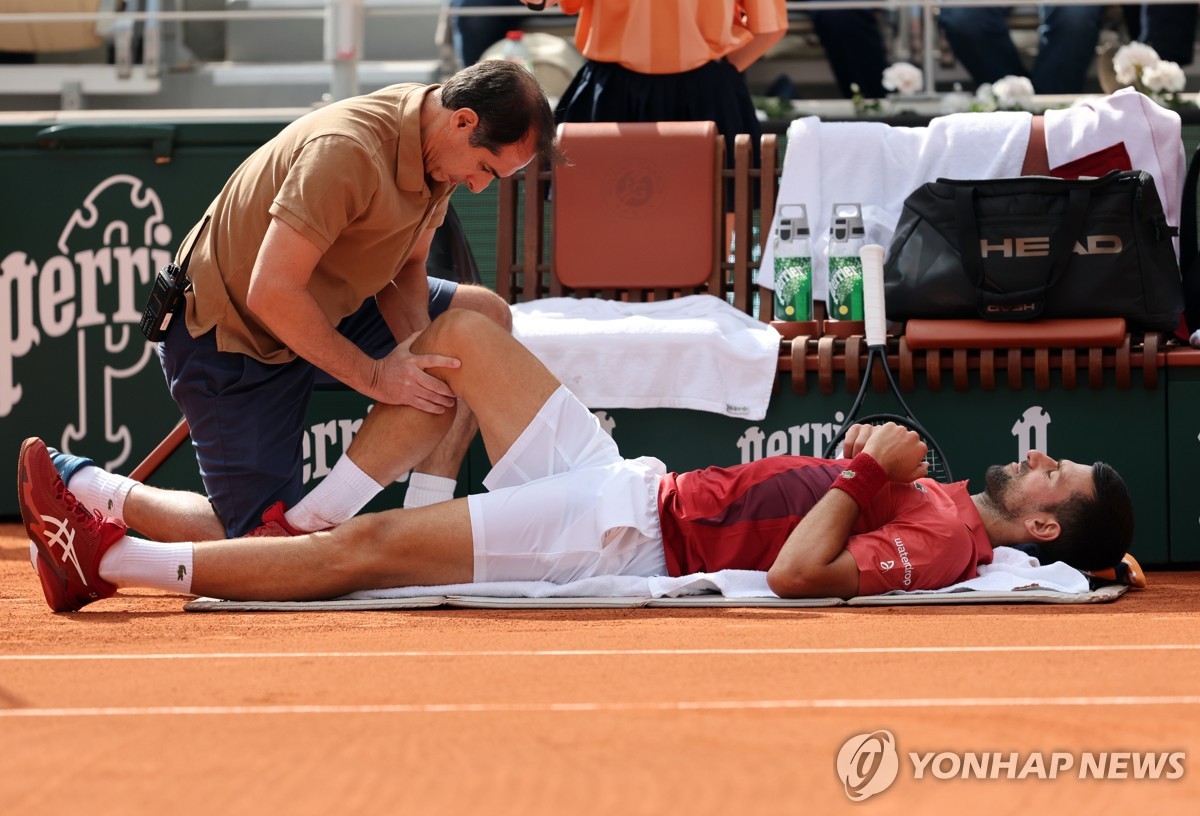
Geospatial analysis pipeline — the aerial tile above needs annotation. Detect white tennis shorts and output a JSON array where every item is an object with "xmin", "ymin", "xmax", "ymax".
[{"xmin": 467, "ymin": 386, "xmax": 668, "ymax": 584}]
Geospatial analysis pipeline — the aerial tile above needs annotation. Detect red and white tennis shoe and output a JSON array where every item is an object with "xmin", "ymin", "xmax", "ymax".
[
  {"xmin": 18, "ymin": 437, "xmax": 125, "ymax": 612},
  {"xmin": 244, "ymin": 501, "xmax": 304, "ymax": 537}
]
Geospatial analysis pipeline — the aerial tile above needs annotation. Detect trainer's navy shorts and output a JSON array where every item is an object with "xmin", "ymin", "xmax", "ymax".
[{"xmin": 158, "ymin": 276, "xmax": 459, "ymax": 537}]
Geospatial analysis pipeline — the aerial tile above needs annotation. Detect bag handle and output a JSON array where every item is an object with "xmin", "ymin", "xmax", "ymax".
[{"xmin": 955, "ymin": 184, "xmax": 1091, "ymax": 320}]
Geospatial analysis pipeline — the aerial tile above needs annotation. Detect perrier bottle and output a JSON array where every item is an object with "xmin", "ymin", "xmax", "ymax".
[
  {"xmin": 827, "ymin": 202, "xmax": 865, "ymax": 321},
  {"xmin": 772, "ymin": 203, "xmax": 813, "ymax": 321}
]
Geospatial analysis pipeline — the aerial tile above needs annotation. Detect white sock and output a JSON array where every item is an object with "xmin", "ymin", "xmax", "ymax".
[
  {"xmin": 284, "ymin": 455, "xmax": 383, "ymax": 531},
  {"xmin": 403, "ymin": 472, "xmax": 457, "ymax": 508},
  {"xmin": 67, "ymin": 466, "xmax": 138, "ymax": 521},
  {"xmin": 99, "ymin": 536, "xmax": 194, "ymax": 594}
]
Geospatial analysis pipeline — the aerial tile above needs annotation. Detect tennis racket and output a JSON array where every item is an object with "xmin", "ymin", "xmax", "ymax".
[{"xmin": 821, "ymin": 244, "xmax": 954, "ymax": 483}]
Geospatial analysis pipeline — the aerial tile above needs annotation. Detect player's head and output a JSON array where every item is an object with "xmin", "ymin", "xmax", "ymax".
[
  {"xmin": 981, "ymin": 453, "xmax": 1133, "ymax": 570},
  {"xmin": 440, "ymin": 60, "xmax": 564, "ymax": 167},
  {"xmin": 1042, "ymin": 462, "xmax": 1135, "ymax": 570}
]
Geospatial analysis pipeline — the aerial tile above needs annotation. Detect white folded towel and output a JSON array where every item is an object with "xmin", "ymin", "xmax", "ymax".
[
  {"xmin": 341, "ymin": 569, "xmax": 773, "ymax": 601},
  {"xmin": 511, "ymin": 294, "xmax": 781, "ymax": 420},
  {"xmin": 897, "ymin": 545, "xmax": 1089, "ymax": 595},
  {"xmin": 761, "ymin": 111, "xmax": 1032, "ymax": 300},
  {"xmin": 343, "ymin": 547, "xmax": 1088, "ymax": 601}
]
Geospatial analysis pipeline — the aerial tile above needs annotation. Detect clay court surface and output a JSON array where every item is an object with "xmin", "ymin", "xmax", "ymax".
[{"xmin": 2, "ymin": 523, "xmax": 1198, "ymax": 815}]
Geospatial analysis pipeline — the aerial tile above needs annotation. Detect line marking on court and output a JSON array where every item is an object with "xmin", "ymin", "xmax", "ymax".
[
  {"xmin": 3, "ymin": 644, "xmax": 1200, "ymax": 661},
  {"xmin": 3, "ymin": 696, "xmax": 1200, "ymax": 719}
]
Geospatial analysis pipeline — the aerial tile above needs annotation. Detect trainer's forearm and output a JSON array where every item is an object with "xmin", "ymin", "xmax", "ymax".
[
  {"xmin": 253, "ymin": 288, "xmax": 376, "ymax": 395},
  {"xmin": 376, "ymin": 268, "xmax": 431, "ymax": 342}
]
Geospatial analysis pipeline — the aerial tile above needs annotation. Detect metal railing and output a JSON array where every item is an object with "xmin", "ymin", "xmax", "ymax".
[{"xmin": 0, "ymin": 1, "xmax": 1193, "ymax": 108}]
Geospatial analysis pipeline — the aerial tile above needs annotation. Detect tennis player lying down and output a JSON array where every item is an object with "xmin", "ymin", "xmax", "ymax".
[{"xmin": 19, "ymin": 310, "xmax": 1134, "ymax": 613}]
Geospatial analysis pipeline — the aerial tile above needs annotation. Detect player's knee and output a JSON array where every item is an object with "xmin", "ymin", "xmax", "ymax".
[
  {"xmin": 450, "ymin": 284, "xmax": 513, "ymax": 332},
  {"xmin": 425, "ymin": 308, "xmax": 500, "ymax": 357}
]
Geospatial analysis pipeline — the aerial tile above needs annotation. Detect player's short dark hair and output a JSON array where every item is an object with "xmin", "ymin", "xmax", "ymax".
[
  {"xmin": 1040, "ymin": 462, "xmax": 1134, "ymax": 571},
  {"xmin": 440, "ymin": 60, "xmax": 565, "ymax": 166}
]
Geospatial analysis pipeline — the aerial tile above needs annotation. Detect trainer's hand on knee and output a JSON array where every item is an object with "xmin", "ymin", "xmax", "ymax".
[
  {"xmin": 858, "ymin": 422, "xmax": 928, "ymax": 483},
  {"xmin": 369, "ymin": 333, "xmax": 461, "ymax": 411}
]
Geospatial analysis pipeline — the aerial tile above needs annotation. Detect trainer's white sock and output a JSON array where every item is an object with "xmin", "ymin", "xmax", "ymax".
[
  {"xmin": 284, "ymin": 455, "xmax": 382, "ymax": 531},
  {"xmin": 403, "ymin": 472, "xmax": 457, "ymax": 508},
  {"xmin": 99, "ymin": 536, "xmax": 194, "ymax": 594},
  {"xmin": 67, "ymin": 466, "xmax": 137, "ymax": 521}
]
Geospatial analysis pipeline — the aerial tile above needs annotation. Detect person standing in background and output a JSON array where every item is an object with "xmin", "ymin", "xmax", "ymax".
[
  {"xmin": 1123, "ymin": 4, "xmax": 1197, "ymax": 66},
  {"xmin": 806, "ymin": 1, "xmax": 890, "ymax": 99},
  {"xmin": 449, "ymin": 0, "xmax": 528, "ymax": 67}
]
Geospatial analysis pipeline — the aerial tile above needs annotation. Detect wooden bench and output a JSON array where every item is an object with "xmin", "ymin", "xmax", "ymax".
[{"xmin": 494, "ymin": 122, "xmax": 1178, "ymax": 398}]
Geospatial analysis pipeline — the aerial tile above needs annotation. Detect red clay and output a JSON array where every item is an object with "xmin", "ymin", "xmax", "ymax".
[{"xmin": 2, "ymin": 522, "xmax": 1198, "ymax": 815}]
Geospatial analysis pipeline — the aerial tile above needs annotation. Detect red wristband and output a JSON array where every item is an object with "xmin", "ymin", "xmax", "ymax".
[{"xmin": 831, "ymin": 453, "xmax": 888, "ymax": 511}]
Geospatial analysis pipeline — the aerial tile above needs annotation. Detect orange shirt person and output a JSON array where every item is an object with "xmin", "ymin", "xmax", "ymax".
[{"xmin": 555, "ymin": 0, "xmax": 789, "ymax": 75}]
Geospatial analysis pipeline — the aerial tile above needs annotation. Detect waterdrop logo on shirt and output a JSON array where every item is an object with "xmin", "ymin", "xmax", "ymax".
[{"xmin": 836, "ymin": 729, "xmax": 900, "ymax": 801}]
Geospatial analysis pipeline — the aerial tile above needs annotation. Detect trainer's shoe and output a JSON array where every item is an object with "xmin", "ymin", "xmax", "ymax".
[
  {"xmin": 244, "ymin": 501, "xmax": 304, "ymax": 537},
  {"xmin": 1086, "ymin": 553, "xmax": 1148, "ymax": 589},
  {"xmin": 18, "ymin": 437, "xmax": 124, "ymax": 612},
  {"xmin": 44, "ymin": 445, "xmax": 95, "ymax": 488}
]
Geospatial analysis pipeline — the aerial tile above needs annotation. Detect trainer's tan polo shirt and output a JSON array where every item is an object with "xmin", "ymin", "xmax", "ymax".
[{"xmin": 181, "ymin": 83, "xmax": 454, "ymax": 363}]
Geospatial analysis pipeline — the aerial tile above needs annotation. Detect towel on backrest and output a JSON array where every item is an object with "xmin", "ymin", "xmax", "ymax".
[
  {"xmin": 761, "ymin": 111, "xmax": 1032, "ymax": 300},
  {"xmin": 511, "ymin": 294, "xmax": 781, "ymax": 420},
  {"xmin": 342, "ymin": 547, "xmax": 1089, "ymax": 600},
  {"xmin": 1043, "ymin": 87, "xmax": 1185, "ymax": 259},
  {"xmin": 761, "ymin": 90, "xmax": 1185, "ymax": 303}
]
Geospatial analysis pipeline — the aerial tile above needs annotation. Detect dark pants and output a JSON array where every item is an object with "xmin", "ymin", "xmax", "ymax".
[
  {"xmin": 158, "ymin": 277, "xmax": 458, "ymax": 537},
  {"xmin": 1123, "ymin": 4, "xmax": 1198, "ymax": 65},
  {"xmin": 940, "ymin": 6, "xmax": 1105, "ymax": 94},
  {"xmin": 449, "ymin": 0, "xmax": 525, "ymax": 66},
  {"xmin": 807, "ymin": 5, "xmax": 890, "ymax": 98}
]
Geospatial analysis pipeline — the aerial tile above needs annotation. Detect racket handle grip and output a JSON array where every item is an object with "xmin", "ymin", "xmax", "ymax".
[{"xmin": 860, "ymin": 244, "xmax": 886, "ymax": 347}]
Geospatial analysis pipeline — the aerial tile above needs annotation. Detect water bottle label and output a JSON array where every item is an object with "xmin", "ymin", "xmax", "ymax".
[
  {"xmin": 828, "ymin": 256, "xmax": 865, "ymax": 320},
  {"xmin": 773, "ymin": 255, "xmax": 812, "ymax": 321}
]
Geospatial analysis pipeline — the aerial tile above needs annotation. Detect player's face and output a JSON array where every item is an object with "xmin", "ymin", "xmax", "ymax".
[
  {"xmin": 425, "ymin": 109, "xmax": 535, "ymax": 194},
  {"xmin": 983, "ymin": 451, "xmax": 1094, "ymax": 518}
]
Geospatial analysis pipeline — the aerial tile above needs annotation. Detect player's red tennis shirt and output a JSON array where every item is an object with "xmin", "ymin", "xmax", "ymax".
[{"xmin": 657, "ymin": 456, "xmax": 994, "ymax": 593}]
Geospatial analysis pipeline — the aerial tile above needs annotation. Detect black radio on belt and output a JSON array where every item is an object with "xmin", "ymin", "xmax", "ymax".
[{"xmin": 140, "ymin": 215, "xmax": 210, "ymax": 342}]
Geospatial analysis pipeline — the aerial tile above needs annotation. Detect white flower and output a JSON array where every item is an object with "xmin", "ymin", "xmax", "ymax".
[
  {"xmin": 940, "ymin": 82, "xmax": 973, "ymax": 114},
  {"xmin": 991, "ymin": 75, "xmax": 1035, "ymax": 108},
  {"xmin": 972, "ymin": 83, "xmax": 998, "ymax": 111},
  {"xmin": 1113, "ymin": 42, "xmax": 1161, "ymax": 86},
  {"xmin": 1142, "ymin": 60, "xmax": 1186, "ymax": 94},
  {"xmin": 882, "ymin": 62, "xmax": 924, "ymax": 96}
]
